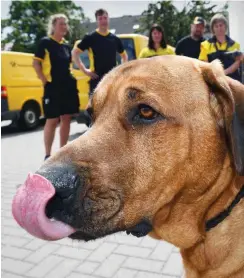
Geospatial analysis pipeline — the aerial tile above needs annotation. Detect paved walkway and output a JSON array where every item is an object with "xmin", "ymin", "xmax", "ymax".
[{"xmin": 2, "ymin": 122, "xmax": 184, "ymax": 278}]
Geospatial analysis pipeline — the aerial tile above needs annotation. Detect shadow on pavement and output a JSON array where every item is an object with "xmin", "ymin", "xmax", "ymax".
[
  {"xmin": 68, "ymin": 130, "xmax": 87, "ymax": 141},
  {"xmin": 2, "ymin": 119, "xmax": 88, "ymax": 141},
  {"xmin": 1, "ymin": 119, "xmax": 46, "ymax": 139}
]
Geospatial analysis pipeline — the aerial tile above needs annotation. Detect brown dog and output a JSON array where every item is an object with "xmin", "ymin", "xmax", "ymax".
[{"xmin": 12, "ymin": 56, "xmax": 244, "ymax": 278}]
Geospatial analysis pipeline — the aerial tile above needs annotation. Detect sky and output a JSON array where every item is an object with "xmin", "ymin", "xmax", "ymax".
[
  {"xmin": 73, "ymin": 1, "xmax": 186, "ymax": 20},
  {"xmin": 1, "ymin": 0, "xmax": 244, "ymax": 50},
  {"xmin": 0, "ymin": 0, "xmax": 188, "ymax": 40},
  {"xmin": 1, "ymin": 0, "xmax": 223, "ymax": 20}
]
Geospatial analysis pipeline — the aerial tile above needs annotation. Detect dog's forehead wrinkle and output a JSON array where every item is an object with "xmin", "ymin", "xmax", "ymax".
[
  {"xmin": 127, "ymin": 88, "xmax": 141, "ymax": 100},
  {"xmin": 97, "ymin": 60, "xmax": 200, "ymax": 109},
  {"xmin": 94, "ymin": 65, "xmax": 211, "ymax": 128}
]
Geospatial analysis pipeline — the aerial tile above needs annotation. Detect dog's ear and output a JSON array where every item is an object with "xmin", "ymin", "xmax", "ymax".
[{"xmin": 199, "ymin": 60, "xmax": 244, "ymax": 175}]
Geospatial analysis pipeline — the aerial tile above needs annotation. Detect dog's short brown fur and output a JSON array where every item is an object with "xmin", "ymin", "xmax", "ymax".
[{"xmin": 45, "ymin": 56, "xmax": 244, "ymax": 278}]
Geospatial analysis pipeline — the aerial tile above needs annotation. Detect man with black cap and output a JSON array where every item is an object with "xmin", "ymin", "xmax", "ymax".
[{"xmin": 176, "ymin": 17, "xmax": 206, "ymax": 59}]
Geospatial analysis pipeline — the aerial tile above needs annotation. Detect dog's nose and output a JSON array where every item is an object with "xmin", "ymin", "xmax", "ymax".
[{"xmin": 36, "ymin": 164, "xmax": 81, "ymax": 222}]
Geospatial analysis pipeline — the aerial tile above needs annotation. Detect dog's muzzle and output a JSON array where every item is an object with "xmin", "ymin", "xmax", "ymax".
[{"xmin": 12, "ymin": 164, "xmax": 83, "ymax": 240}]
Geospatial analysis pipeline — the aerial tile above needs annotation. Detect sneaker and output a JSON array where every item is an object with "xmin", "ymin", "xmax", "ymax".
[{"xmin": 44, "ymin": 155, "xmax": 51, "ymax": 161}]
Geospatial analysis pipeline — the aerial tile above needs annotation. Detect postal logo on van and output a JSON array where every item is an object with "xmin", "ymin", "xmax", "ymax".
[
  {"xmin": 10, "ymin": 61, "xmax": 32, "ymax": 67},
  {"xmin": 10, "ymin": 61, "xmax": 17, "ymax": 67}
]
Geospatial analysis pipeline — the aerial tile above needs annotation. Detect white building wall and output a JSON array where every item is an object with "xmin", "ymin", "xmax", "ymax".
[{"xmin": 228, "ymin": 1, "xmax": 244, "ymax": 51}]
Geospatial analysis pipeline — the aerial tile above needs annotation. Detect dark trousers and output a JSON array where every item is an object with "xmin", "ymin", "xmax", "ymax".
[{"xmin": 89, "ymin": 77, "xmax": 103, "ymax": 98}]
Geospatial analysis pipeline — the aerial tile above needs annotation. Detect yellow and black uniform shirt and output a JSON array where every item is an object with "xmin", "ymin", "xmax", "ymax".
[
  {"xmin": 138, "ymin": 45, "xmax": 175, "ymax": 58},
  {"xmin": 34, "ymin": 36, "xmax": 73, "ymax": 83},
  {"xmin": 199, "ymin": 36, "xmax": 241, "ymax": 80},
  {"xmin": 76, "ymin": 30, "xmax": 125, "ymax": 77}
]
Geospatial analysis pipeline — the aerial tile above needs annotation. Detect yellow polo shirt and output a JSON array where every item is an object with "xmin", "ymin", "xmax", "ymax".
[{"xmin": 139, "ymin": 46, "xmax": 175, "ymax": 58}]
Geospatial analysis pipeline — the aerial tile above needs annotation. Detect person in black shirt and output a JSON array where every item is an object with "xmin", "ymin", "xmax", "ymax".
[
  {"xmin": 72, "ymin": 9, "xmax": 128, "ymax": 98},
  {"xmin": 175, "ymin": 17, "xmax": 206, "ymax": 59},
  {"xmin": 33, "ymin": 14, "xmax": 79, "ymax": 160}
]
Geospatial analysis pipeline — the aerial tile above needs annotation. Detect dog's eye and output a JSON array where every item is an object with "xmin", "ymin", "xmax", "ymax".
[
  {"xmin": 139, "ymin": 105, "xmax": 157, "ymax": 120},
  {"xmin": 131, "ymin": 104, "xmax": 161, "ymax": 125}
]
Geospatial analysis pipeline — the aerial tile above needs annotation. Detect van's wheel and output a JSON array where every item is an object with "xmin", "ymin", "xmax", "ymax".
[{"xmin": 19, "ymin": 103, "xmax": 40, "ymax": 130}]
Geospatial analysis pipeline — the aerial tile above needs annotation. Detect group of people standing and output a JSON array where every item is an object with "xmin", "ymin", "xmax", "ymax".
[
  {"xmin": 33, "ymin": 9, "xmax": 242, "ymax": 160},
  {"xmin": 176, "ymin": 14, "xmax": 242, "ymax": 81},
  {"xmin": 33, "ymin": 9, "xmax": 128, "ymax": 160},
  {"xmin": 140, "ymin": 14, "xmax": 242, "ymax": 83}
]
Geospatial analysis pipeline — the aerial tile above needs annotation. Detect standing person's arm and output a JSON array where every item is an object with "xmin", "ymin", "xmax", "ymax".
[
  {"xmin": 224, "ymin": 43, "xmax": 242, "ymax": 75},
  {"xmin": 116, "ymin": 37, "xmax": 128, "ymax": 63},
  {"xmin": 120, "ymin": 51, "xmax": 128, "ymax": 63},
  {"xmin": 72, "ymin": 36, "xmax": 98, "ymax": 79},
  {"xmin": 224, "ymin": 59, "xmax": 241, "ymax": 75},
  {"xmin": 32, "ymin": 39, "xmax": 47, "ymax": 86}
]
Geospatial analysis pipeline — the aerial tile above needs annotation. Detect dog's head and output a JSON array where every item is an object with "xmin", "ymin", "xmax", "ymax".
[{"xmin": 12, "ymin": 56, "xmax": 244, "ymax": 246}]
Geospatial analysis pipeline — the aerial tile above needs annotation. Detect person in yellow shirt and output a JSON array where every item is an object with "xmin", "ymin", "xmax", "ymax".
[
  {"xmin": 199, "ymin": 14, "xmax": 243, "ymax": 81},
  {"xmin": 139, "ymin": 24, "xmax": 175, "ymax": 58}
]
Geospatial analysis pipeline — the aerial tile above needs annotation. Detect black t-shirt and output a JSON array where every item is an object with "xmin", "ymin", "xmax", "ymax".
[
  {"xmin": 77, "ymin": 31, "xmax": 125, "ymax": 76},
  {"xmin": 175, "ymin": 35, "xmax": 205, "ymax": 59},
  {"xmin": 34, "ymin": 36, "xmax": 72, "ymax": 82}
]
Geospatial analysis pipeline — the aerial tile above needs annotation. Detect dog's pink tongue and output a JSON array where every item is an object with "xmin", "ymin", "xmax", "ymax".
[{"xmin": 12, "ymin": 173, "xmax": 75, "ymax": 241}]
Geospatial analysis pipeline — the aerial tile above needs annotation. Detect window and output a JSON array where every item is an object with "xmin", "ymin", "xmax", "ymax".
[
  {"xmin": 117, "ymin": 38, "xmax": 136, "ymax": 64},
  {"xmin": 73, "ymin": 50, "xmax": 90, "ymax": 70}
]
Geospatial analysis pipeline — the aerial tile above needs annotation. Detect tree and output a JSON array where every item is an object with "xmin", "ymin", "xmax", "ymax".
[
  {"xmin": 136, "ymin": 0, "xmax": 228, "ymax": 46},
  {"xmin": 1, "ymin": 1, "xmax": 89, "ymax": 53}
]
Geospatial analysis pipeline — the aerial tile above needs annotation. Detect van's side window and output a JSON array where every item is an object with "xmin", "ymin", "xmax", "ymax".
[
  {"xmin": 73, "ymin": 50, "xmax": 90, "ymax": 70},
  {"xmin": 117, "ymin": 39, "xmax": 136, "ymax": 65}
]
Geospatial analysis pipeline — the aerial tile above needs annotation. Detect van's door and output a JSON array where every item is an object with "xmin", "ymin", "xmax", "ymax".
[{"xmin": 2, "ymin": 52, "xmax": 43, "ymax": 112}]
